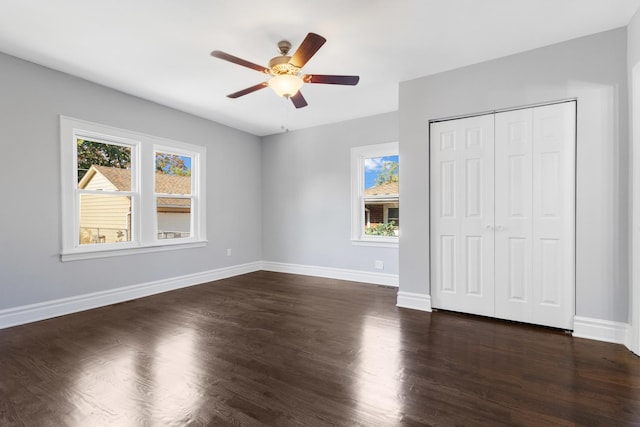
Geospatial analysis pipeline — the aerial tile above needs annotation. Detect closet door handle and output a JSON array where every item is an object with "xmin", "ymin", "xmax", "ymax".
[
  {"xmin": 495, "ymin": 225, "xmax": 505, "ymax": 231},
  {"xmin": 486, "ymin": 225, "xmax": 494, "ymax": 231}
]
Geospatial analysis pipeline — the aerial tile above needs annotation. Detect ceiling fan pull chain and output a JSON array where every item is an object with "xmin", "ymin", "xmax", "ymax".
[{"xmin": 280, "ymin": 97, "xmax": 289, "ymax": 132}]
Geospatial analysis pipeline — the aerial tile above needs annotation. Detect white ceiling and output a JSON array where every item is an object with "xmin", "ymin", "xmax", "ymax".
[{"xmin": 1, "ymin": 1, "xmax": 639, "ymax": 136}]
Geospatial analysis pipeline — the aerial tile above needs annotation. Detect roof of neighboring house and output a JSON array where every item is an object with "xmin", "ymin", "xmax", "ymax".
[
  {"xmin": 155, "ymin": 171, "xmax": 191, "ymax": 195},
  {"xmin": 91, "ymin": 165, "xmax": 132, "ymax": 191},
  {"xmin": 78, "ymin": 165, "xmax": 191, "ymax": 209},
  {"xmin": 364, "ymin": 180, "xmax": 398, "ymax": 196}
]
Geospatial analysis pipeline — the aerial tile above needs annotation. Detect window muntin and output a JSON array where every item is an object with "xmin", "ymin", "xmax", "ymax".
[
  {"xmin": 351, "ymin": 142, "xmax": 399, "ymax": 245},
  {"xmin": 60, "ymin": 116, "xmax": 206, "ymax": 261}
]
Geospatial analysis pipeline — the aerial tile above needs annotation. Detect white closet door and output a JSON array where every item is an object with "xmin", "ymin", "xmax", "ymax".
[
  {"xmin": 494, "ymin": 108, "xmax": 534, "ymax": 323},
  {"xmin": 430, "ymin": 114, "xmax": 495, "ymax": 316},
  {"xmin": 431, "ymin": 102, "xmax": 574, "ymax": 329},
  {"xmin": 531, "ymin": 102, "xmax": 575, "ymax": 329}
]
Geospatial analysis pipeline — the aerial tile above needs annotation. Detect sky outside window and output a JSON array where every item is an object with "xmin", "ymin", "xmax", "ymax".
[{"xmin": 364, "ymin": 155, "xmax": 399, "ymax": 188}]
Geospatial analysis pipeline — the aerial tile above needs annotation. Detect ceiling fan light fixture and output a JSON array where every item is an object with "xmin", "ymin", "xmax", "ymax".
[{"xmin": 268, "ymin": 74, "xmax": 304, "ymax": 97}]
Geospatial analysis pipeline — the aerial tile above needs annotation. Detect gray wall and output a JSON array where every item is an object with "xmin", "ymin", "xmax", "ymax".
[
  {"xmin": 261, "ymin": 112, "xmax": 399, "ymax": 275},
  {"xmin": 399, "ymin": 28, "xmax": 629, "ymax": 322},
  {"xmin": 0, "ymin": 52, "xmax": 263, "ymax": 310}
]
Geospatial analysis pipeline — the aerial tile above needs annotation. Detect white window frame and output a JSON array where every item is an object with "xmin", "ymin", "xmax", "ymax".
[
  {"xmin": 60, "ymin": 116, "xmax": 206, "ymax": 261},
  {"xmin": 350, "ymin": 141, "xmax": 399, "ymax": 247}
]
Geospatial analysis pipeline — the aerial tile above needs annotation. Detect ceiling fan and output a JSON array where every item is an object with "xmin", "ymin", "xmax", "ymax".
[{"xmin": 210, "ymin": 33, "xmax": 359, "ymax": 108}]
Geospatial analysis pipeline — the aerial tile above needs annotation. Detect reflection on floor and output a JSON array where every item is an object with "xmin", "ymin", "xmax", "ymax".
[{"xmin": 1, "ymin": 271, "xmax": 639, "ymax": 425}]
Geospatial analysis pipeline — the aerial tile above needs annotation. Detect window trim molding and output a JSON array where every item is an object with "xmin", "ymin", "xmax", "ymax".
[
  {"xmin": 350, "ymin": 141, "xmax": 399, "ymax": 247},
  {"xmin": 60, "ymin": 116, "xmax": 207, "ymax": 261},
  {"xmin": 60, "ymin": 241, "xmax": 207, "ymax": 262}
]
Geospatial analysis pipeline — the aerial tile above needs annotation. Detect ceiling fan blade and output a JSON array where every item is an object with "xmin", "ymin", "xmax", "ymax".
[
  {"xmin": 227, "ymin": 82, "xmax": 269, "ymax": 98},
  {"xmin": 290, "ymin": 91, "xmax": 308, "ymax": 108},
  {"xmin": 211, "ymin": 50, "xmax": 270, "ymax": 74},
  {"xmin": 303, "ymin": 74, "xmax": 360, "ymax": 85},
  {"xmin": 289, "ymin": 33, "xmax": 327, "ymax": 69}
]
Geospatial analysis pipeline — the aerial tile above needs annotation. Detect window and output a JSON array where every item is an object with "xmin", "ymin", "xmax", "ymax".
[
  {"xmin": 155, "ymin": 150, "xmax": 193, "ymax": 240},
  {"xmin": 60, "ymin": 116, "xmax": 206, "ymax": 261},
  {"xmin": 387, "ymin": 207, "xmax": 400, "ymax": 226},
  {"xmin": 351, "ymin": 142, "xmax": 399, "ymax": 246}
]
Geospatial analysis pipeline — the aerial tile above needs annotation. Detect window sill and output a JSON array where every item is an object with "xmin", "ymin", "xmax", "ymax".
[
  {"xmin": 61, "ymin": 240, "xmax": 207, "ymax": 262},
  {"xmin": 351, "ymin": 238, "xmax": 399, "ymax": 249}
]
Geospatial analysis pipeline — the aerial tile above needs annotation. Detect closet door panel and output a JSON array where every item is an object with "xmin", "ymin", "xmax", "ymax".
[
  {"xmin": 432, "ymin": 129, "xmax": 459, "ymax": 297},
  {"xmin": 495, "ymin": 108, "xmax": 534, "ymax": 323},
  {"xmin": 430, "ymin": 114, "xmax": 495, "ymax": 316},
  {"xmin": 532, "ymin": 102, "xmax": 576, "ymax": 329}
]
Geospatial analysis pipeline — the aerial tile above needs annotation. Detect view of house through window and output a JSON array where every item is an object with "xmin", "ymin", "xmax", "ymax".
[
  {"xmin": 61, "ymin": 116, "xmax": 206, "ymax": 260},
  {"xmin": 75, "ymin": 142, "xmax": 196, "ymax": 245},
  {"xmin": 155, "ymin": 152, "xmax": 192, "ymax": 240},
  {"xmin": 363, "ymin": 155, "xmax": 399, "ymax": 236},
  {"xmin": 77, "ymin": 139, "xmax": 133, "ymax": 245}
]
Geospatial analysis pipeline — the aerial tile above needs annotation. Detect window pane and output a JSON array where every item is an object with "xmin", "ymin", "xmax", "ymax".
[
  {"xmin": 364, "ymin": 155, "xmax": 399, "ymax": 192},
  {"xmin": 77, "ymin": 139, "xmax": 131, "ymax": 186},
  {"xmin": 79, "ymin": 194, "xmax": 132, "ymax": 244},
  {"xmin": 157, "ymin": 197, "xmax": 191, "ymax": 239},
  {"xmin": 388, "ymin": 206, "xmax": 400, "ymax": 228},
  {"xmin": 155, "ymin": 152, "xmax": 192, "ymax": 194},
  {"xmin": 363, "ymin": 154, "xmax": 399, "ymax": 236}
]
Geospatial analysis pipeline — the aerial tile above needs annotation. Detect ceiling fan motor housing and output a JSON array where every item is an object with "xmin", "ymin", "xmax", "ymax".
[
  {"xmin": 269, "ymin": 54, "xmax": 299, "ymax": 75},
  {"xmin": 277, "ymin": 40, "xmax": 292, "ymax": 55}
]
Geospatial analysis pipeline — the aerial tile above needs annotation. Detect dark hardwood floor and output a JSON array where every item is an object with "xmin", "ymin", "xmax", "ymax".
[{"xmin": 1, "ymin": 271, "xmax": 639, "ymax": 426}]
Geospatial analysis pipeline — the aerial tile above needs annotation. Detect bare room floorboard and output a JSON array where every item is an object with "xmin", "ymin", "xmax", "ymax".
[{"xmin": 1, "ymin": 271, "xmax": 639, "ymax": 426}]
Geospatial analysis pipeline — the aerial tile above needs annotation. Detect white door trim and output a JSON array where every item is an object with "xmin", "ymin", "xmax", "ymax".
[{"xmin": 630, "ymin": 64, "xmax": 640, "ymax": 355}]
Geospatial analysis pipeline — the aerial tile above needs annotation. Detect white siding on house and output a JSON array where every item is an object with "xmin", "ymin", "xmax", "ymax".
[
  {"xmin": 78, "ymin": 169, "xmax": 131, "ymax": 244},
  {"xmin": 158, "ymin": 212, "xmax": 190, "ymax": 234},
  {"xmin": 79, "ymin": 194, "xmax": 131, "ymax": 244}
]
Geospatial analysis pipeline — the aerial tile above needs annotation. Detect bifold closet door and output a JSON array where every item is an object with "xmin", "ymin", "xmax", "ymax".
[
  {"xmin": 494, "ymin": 102, "xmax": 575, "ymax": 329},
  {"xmin": 430, "ymin": 114, "xmax": 495, "ymax": 316},
  {"xmin": 494, "ymin": 108, "xmax": 535, "ymax": 324},
  {"xmin": 430, "ymin": 101, "xmax": 575, "ymax": 330},
  {"xmin": 531, "ymin": 102, "xmax": 575, "ymax": 329}
]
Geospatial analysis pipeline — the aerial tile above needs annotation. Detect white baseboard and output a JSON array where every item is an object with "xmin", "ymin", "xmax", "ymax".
[
  {"xmin": 13, "ymin": 261, "xmax": 631, "ymax": 350},
  {"xmin": 572, "ymin": 316, "xmax": 630, "ymax": 345},
  {"xmin": 0, "ymin": 262, "xmax": 262, "ymax": 330},
  {"xmin": 261, "ymin": 261, "xmax": 399, "ymax": 287},
  {"xmin": 396, "ymin": 291, "xmax": 432, "ymax": 312}
]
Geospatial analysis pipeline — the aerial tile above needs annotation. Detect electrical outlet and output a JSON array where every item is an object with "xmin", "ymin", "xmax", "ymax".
[
  {"xmin": 226, "ymin": 248, "xmax": 232, "ymax": 256},
  {"xmin": 375, "ymin": 260, "xmax": 384, "ymax": 270}
]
